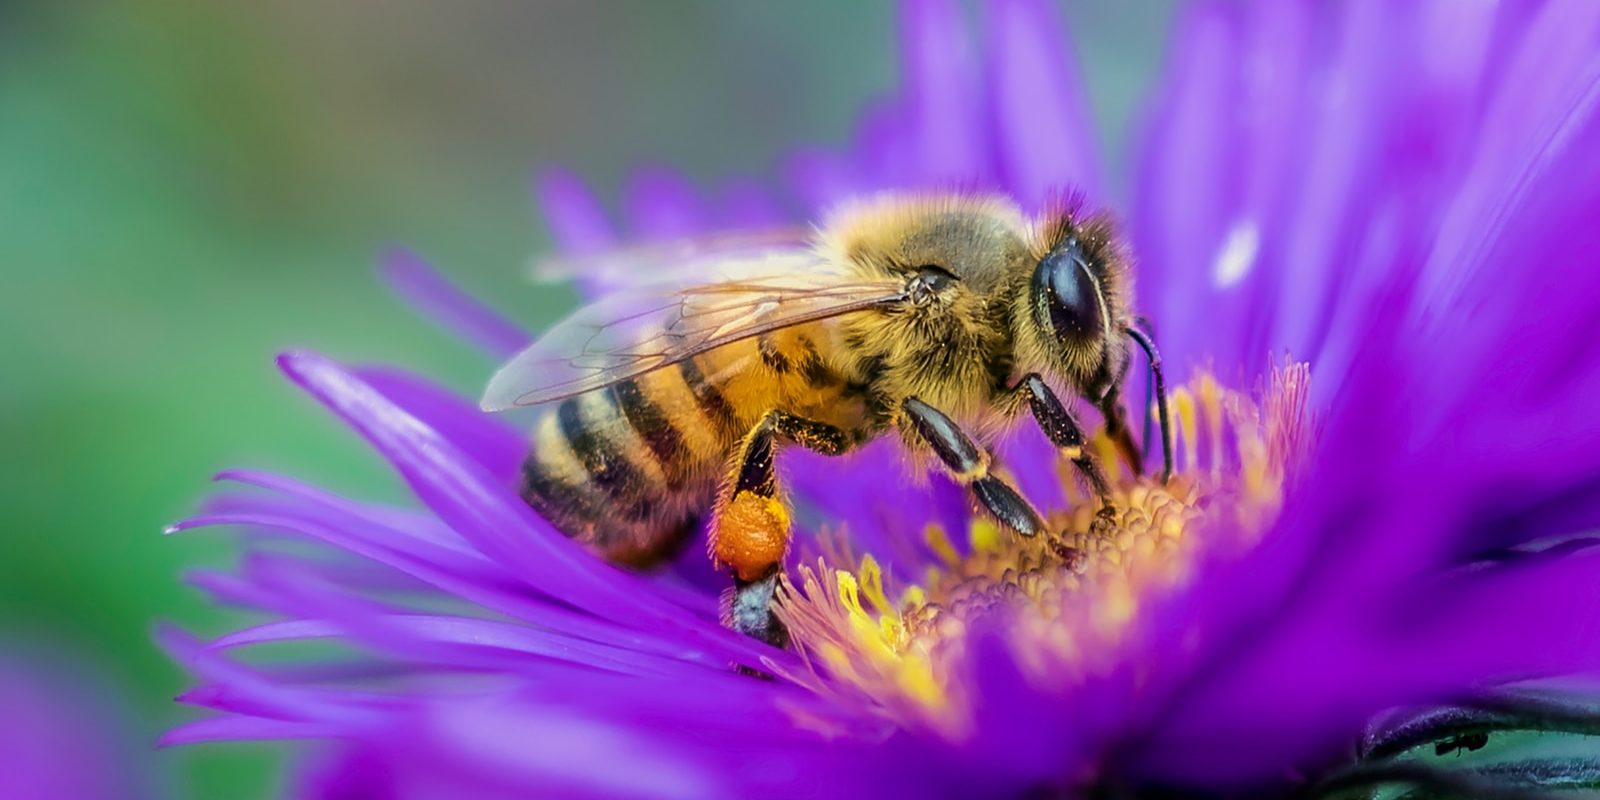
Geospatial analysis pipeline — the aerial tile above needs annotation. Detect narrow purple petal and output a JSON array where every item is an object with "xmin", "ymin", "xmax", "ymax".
[
  {"xmin": 219, "ymin": 465, "xmax": 719, "ymax": 616},
  {"xmin": 175, "ymin": 504, "xmax": 572, "ymax": 631},
  {"xmin": 183, "ymin": 568, "xmax": 278, "ymax": 610},
  {"xmin": 213, "ymin": 470, "xmax": 475, "ymax": 553},
  {"xmin": 175, "ymin": 497, "xmax": 730, "ymax": 662},
  {"xmin": 276, "ymin": 350, "xmax": 782, "ymax": 667},
  {"xmin": 533, "ymin": 168, "xmax": 617, "ymax": 255},
  {"xmin": 851, "ymin": 98, "xmax": 914, "ymax": 191},
  {"xmin": 159, "ymin": 625, "xmax": 385, "ymax": 724},
  {"xmin": 982, "ymin": 0, "xmax": 1103, "ymax": 208},
  {"xmin": 222, "ymin": 557, "xmax": 716, "ymax": 680},
  {"xmin": 1188, "ymin": 0, "xmax": 1312, "ymax": 371},
  {"xmin": 379, "ymin": 247, "xmax": 530, "ymax": 360},
  {"xmin": 173, "ymin": 500, "xmax": 498, "ymax": 580},
  {"xmin": 355, "ymin": 366, "xmax": 525, "ymax": 482},
  {"xmin": 158, "ymin": 716, "xmax": 341, "ymax": 747},
  {"xmin": 623, "ymin": 166, "xmax": 710, "ymax": 240},
  {"xmin": 407, "ymin": 701, "xmax": 723, "ymax": 800},
  {"xmin": 717, "ymin": 178, "xmax": 788, "ymax": 229},
  {"xmin": 1420, "ymin": 0, "xmax": 1600, "ymax": 312},
  {"xmin": 1131, "ymin": 3, "xmax": 1240, "ymax": 378},
  {"xmin": 784, "ymin": 147, "xmax": 858, "ymax": 215},
  {"xmin": 899, "ymin": 0, "xmax": 993, "ymax": 186},
  {"xmin": 209, "ymin": 616, "xmax": 701, "ymax": 679}
]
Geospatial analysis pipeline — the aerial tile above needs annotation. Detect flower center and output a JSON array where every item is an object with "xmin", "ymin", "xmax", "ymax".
[{"xmin": 774, "ymin": 363, "xmax": 1313, "ymax": 736}]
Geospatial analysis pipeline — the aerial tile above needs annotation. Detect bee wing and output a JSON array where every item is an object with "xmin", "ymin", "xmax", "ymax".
[
  {"xmin": 532, "ymin": 226, "xmax": 813, "ymax": 291},
  {"xmin": 482, "ymin": 258, "xmax": 906, "ymax": 410}
]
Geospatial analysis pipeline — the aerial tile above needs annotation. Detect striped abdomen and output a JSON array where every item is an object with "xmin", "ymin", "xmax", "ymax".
[
  {"xmin": 518, "ymin": 327, "xmax": 864, "ymax": 566},
  {"xmin": 520, "ymin": 354, "xmax": 751, "ymax": 565}
]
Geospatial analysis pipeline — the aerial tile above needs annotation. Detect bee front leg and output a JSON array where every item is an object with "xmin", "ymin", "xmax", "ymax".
[
  {"xmin": 899, "ymin": 397, "xmax": 1047, "ymax": 538},
  {"xmin": 1011, "ymin": 375, "xmax": 1115, "ymax": 523},
  {"xmin": 712, "ymin": 411, "xmax": 853, "ymax": 648}
]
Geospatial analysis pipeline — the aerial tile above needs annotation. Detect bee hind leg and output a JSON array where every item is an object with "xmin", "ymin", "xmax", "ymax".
[
  {"xmin": 712, "ymin": 411, "xmax": 854, "ymax": 647},
  {"xmin": 727, "ymin": 571, "xmax": 788, "ymax": 649},
  {"xmin": 899, "ymin": 397, "xmax": 1048, "ymax": 538}
]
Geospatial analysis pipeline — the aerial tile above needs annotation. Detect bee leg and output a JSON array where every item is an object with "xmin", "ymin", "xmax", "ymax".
[
  {"xmin": 1134, "ymin": 316, "xmax": 1157, "ymax": 455},
  {"xmin": 1017, "ymin": 377, "xmax": 1119, "ymax": 537},
  {"xmin": 1013, "ymin": 375, "xmax": 1114, "ymax": 521},
  {"xmin": 899, "ymin": 397, "xmax": 1046, "ymax": 537},
  {"xmin": 712, "ymin": 411, "xmax": 853, "ymax": 646},
  {"xmin": 727, "ymin": 571, "xmax": 788, "ymax": 650},
  {"xmin": 1126, "ymin": 325, "xmax": 1175, "ymax": 483}
]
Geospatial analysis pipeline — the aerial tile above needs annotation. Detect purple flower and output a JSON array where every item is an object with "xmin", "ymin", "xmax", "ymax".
[
  {"xmin": 2, "ymin": 650, "xmax": 156, "ymax": 800},
  {"xmin": 165, "ymin": 1, "xmax": 1600, "ymax": 797}
]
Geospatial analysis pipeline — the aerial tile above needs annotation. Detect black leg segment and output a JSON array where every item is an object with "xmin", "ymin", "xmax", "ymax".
[
  {"xmin": 971, "ymin": 477, "xmax": 1047, "ymax": 537},
  {"xmin": 900, "ymin": 397, "xmax": 1046, "ymax": 537},
  {"xmin": 1126, "ymin": 326, "xmax": 1174, "ymax": 483},
  {"xmin": 767, "ymin": 410, "xmax": 853, "ymax": 456},
  {"xmin": 1014, "ymin": 374, "xmax": 1112, "ymax": 507},
  {"xmin": 727, "ymin": 570, "xmax": 788, "ymax": 649},
  {"xmin": 715, "ymin": 410, "xmax": 856, "ymax": 647}
]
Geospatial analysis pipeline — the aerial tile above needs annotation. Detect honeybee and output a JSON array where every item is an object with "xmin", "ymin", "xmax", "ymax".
[{"xmin": 483, "ymin": 193, "xmax": 1172, "ymax": 646}]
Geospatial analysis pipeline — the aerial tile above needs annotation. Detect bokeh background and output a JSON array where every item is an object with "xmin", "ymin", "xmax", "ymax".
[{"xmin": 0, "ymin": 2, "xmax": 1170, "ymax": 796}]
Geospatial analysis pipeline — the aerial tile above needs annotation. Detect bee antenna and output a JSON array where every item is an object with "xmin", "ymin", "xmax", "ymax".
[{"xmin": 1125, "ymin": 325, "xmax": 1173, "ymax": 483}]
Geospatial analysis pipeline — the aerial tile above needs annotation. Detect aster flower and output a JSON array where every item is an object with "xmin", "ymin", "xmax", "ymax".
[{"xmin": 165, "ymin": 1, "xmax": 1600, "ymax": 797}]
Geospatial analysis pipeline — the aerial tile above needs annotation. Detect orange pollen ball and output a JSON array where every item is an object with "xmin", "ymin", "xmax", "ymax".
[{"xmin": 713, "ymin": 492, "xmax": 792, "ymax": 582}]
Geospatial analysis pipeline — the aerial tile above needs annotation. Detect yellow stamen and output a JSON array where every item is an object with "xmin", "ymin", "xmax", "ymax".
[
  {"xmin": 1172, "ymin": 386, "xmax": 1199, "ymax": 474},
  {"xmin": 968, "ymin": 518, "xmax": 1002, "ymax": 553},
  {"xmin": 923, "ymin": 523, "xmax": 961, "ymax": 566},
  {"xmin": 857, "ymin": 555, "xmax": 895, "ymax": 617}
]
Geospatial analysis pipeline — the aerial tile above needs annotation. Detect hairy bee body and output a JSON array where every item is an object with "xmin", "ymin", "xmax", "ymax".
[
  {"xmin": 520, "ymin": 322, "xmax": 865, "ymax": 565},
  {"xmin": 515, "ymin": 195, "xmax": 1134, "ymax": 568}
]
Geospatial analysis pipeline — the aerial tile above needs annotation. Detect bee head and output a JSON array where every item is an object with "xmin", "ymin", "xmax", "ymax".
[{"xmin": 1024, "ymin": 210, "xmax": 1132, "ymax": 398}]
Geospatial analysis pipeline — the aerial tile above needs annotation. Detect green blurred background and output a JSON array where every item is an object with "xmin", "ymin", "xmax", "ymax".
[{"xmin": 0, "ymin": 2, "xmax": 1168, "ymax": 796}]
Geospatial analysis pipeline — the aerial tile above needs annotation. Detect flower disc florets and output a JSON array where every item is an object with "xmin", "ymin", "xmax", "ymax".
[{"xmin": 777, "ymin": 364, "xmax": 1312, "ymax": 737}]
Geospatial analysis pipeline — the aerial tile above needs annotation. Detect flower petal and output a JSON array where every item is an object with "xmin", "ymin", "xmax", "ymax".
[
  {"xmin": 276, "ymin": 350, "xmax": 782, "ymax": 667},
  {"xmin": 981, "ymin": 0, "xmax": 1103, "ymax": 209},
  {"xmin": 379, "ymin": 247, "xmax": 530, "ymax": 360},
  {"xmin": 899, "ymin": 0, "xmax": 994, "ymax": 187}
]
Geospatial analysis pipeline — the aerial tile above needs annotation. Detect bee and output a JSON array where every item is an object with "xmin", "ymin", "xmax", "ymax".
[{"xmin": 482, "ymin": 193, "xmax": 1172, "ymax": 646}]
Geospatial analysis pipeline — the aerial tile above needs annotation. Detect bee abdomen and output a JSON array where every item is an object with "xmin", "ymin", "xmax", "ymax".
[
  {"xmin": 614, "ymin": 378, "xmax": 692, "ymax": 486},
  {"xmin": 556, "ymin": 393, "xmax": 652, "ymax": 503},
  {"xmin": 677, "ymin": 357, "xmax": 744, "ymax": 441},
  {"xmin": 520, "ymin": 376, "xmax": 722, "ymax": 566}
]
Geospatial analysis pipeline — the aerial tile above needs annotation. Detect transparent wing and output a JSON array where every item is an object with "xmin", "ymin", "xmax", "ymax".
[
  {"xmin": 483, "ymin": 256, "xmax": 906, "ymax": 410},
  {"xmin": 531, "ymin": 226, "xmax": 813, "ymax": 292}
]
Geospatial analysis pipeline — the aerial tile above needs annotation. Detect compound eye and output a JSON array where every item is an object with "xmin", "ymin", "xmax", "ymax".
[
  {"xmin": 1033, "ymin": 237, "xmax": 1104, "ymax": 345},
  {"xmin": 906, "ymin": 264, "xmax": 959, "ymax": 305},
  {"xmin": 914, "ymin": 264, "xmax": 958, "ymax": 291}
]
